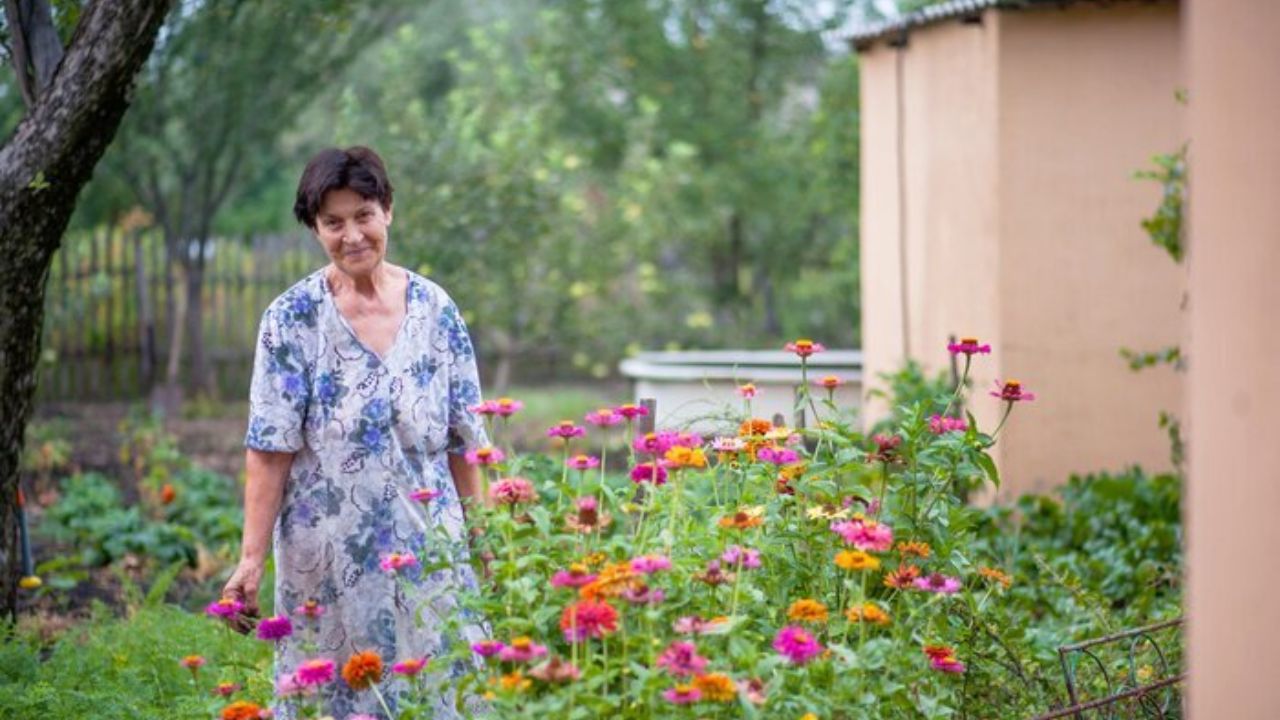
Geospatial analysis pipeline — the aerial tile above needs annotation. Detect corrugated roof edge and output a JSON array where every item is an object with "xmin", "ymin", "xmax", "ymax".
[{"xmin": 848, "ymin": 0, "xmax": 1096, "ymax": 50}]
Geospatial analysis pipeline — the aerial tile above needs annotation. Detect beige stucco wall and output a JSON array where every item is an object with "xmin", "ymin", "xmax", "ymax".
[
  {"xmin": 859, "ymin": 2, "xmax": 1184, "ymax": 498},
  {"xmin": 1185, "ymin": 1, "xmax": 1280, "ymax": 715}
]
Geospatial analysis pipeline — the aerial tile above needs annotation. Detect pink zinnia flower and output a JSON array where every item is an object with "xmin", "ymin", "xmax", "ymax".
[
  {"xmin": 295, "ymin": 658, "xmax": 336, "ymax": 686},
  {"xmin": 566, "ymin": 454, "xmax": 601, "ymax": 471},
  {"xmin": 671, "ymin": 431, "xmax": 703, "ymax": 448},
  {"xmin": 913, "ymin": 573, "xmax": 962, "ymax": 594},
  {"xmin": 205, "ymin": 597, "xmax": 244, "ymax": 619},
  {"xmin": 275, "ymin": 672, "xmax": 308, "ymax": 698},
  {"xmin": 560, "ymin": 600, "xmax": 619, "ymax": 642},
  {"xmin": 295, "ymin": 599, "xmax": 325, "ymax": 620},
  {"xmin": 585, "ymin": 408, "xmax": 623, "ymax": 426},
  {"xmin": 547, "ymin": 421, "xmax": 587, "ymax": 439},
  {"xmin": 720, "ymin": 545, "xmax": 761, "ymax": 569},
  {"xmin": 472, "ymin": 640, "xmax": 505, "ymax": 658},
  {"xmin": 773, "ymin": 626, "xmax": 824, "ymax": 664},
  {"xmin": 469, "ymin": 400, "xmax": 499, "ymax": 416},
  {"xmin": 629, "ymin": 462, "xmax": 668, "ymax": 485},
  {"xmin": 489, "ymin": 477, "xmax": 536, "ymax": 505},
  {"xmin": 663, "ymin": 685, "xmax": 702, "ymax": 704},
  {"xmin": 869, "ymin": 434, "xmax": 902, "ymax": 463},
  {"xmin": 180, "ymin": 655, "xmax": 206, "ymax": 678},
  {"xmin": 614, "ymin": 403, "xmax": 649, "ymax": 419},
  {"xmin": 633, "ymin": 431, "xmax": 678, "ymax": 455},
  {"xmin": 756, "ymin": 446, "xmax": 799, "ymax": 465},
  {"xmin": 550, "ymin": 565, "xmax": 599, "ymax": 589},
  {"xmin": 990, "ymin": 379, "xmax": 1036, "ymax": 402},
  {"xmin": 947, "ymin": 337, "xmax": 992, "ymax": 356},
  {"xmin": 711, "ymin": 437, "xmax": 746, "ymax": 453},
  {"xmin": 409, "ymin": 487, "xmax": 444, "ymax": 502},
  {"xmin": 830, "ymin": 518, "xmax": 894, "ymax": 552},
  {"xmin": 784, "ymin": 339, "xmax": 826, "ymax": 358},
  {"xmin": 655, "ymin": 641, "xmax": 709, "ymax": 677},
  {"xmin": 622, "ymin": 584, "xmax": 666, "ymax": 605},
  {"xmin": 380, "ymin": 552, "xmax": 419, "ymax": 574},
  {"xmin": 213, "ymin": 681, "xmax": 241, "ymax": 697},
  {"xmin": 630, "ymin": 554, "xmax": 672, "ymax": 574},
  {"xmin": 816, "ymin": 375, "xmax": 845, "ymax": 390},
  {"xmin": 392, "ymin": 657, "xmax": 429, "ymax": 677},
  {"xmin": 498, "ymin": 637, "xmax": 549, "ymax": 663},
  {"xmin": 465, "ymin": 446, "xmax": 505, "ymax": 466},
  {"xmin": 735, "ymin": 383, "xmax": 759, "ymax": 399},
  {"xmin": 673, "ymin": 616, "xmax": 729, "ymax": 635},
  {"xmin": 928, "ymin": 415, "xmax": 968, "ymax": 434},
  {"xmin": 494, "ymin": 397, "xmax": 524, "ymax": 416},
  {"xmin": 925, "ymin": 645, "xmax": 967, "ymax": 674},
  {"xmin": 255, "ymin": 615, "xmax": 294, "ymax": 641}
]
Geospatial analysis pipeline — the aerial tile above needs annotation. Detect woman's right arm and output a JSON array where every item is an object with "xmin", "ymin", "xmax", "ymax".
[{"xmin": 221, "ymin": 448, "xmax": 294, "ymax": 633}]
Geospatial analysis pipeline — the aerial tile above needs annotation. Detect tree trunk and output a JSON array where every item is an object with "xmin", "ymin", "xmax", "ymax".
[{"xmin": 0, "ymin": 0, "xmax": 172, "ymax": 621}]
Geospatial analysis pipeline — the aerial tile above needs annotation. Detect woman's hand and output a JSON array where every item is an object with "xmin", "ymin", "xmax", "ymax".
[{"xmin": 221, "ymin": 558, "xmax": 265, "ymax": 635}]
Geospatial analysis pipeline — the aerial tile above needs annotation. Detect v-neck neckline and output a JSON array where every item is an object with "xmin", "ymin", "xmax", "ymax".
[{"xmin": 321, "ymin": 267, "xmax": 413, "ymax": 365}]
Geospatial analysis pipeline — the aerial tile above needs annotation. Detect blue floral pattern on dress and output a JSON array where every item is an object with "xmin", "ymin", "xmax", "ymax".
[{"xmin": 245, "ymin": 268, "xmax": 490, "ymax": 719}]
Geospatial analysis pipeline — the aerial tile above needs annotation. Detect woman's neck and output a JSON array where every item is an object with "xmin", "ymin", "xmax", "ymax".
[{"xmin": 326, "ymin": 262, "xmax": 400, "ymax": 300}]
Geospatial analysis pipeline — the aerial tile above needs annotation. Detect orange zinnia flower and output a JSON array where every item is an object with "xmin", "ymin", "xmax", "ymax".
[
  {"xmin": 846, "ymin": 602, "xmax": 891, "ymax": 626},
  {"xmin": 578, "ymin": 561, "xmax": 639, "ymax": 600},
  {"xmin": 786, "ymin": 598, "xmax": 829, "ymax": 623},
  {"xmin": 693, "ymin": 672, "xmax": 737, "ymax": 702},
  {"xmin": 896, "ymin": 541, "xmax": 932, "ymax": 558},
  {"xmin": 219, "ymin": 702, "xmax": 263, "ymax": 720},
  {"xmin": 834, "ymin": 550, "xmax": 881, "ymax": 572},
  {"xmin": 718, "ymin": 506, "xmax": 765, "ymax": 530},
  {"xmin": 884, "ymin": 564, "xmax": 922, "ymax": 589},
  {"xmin": 737, "ymin": 418, "xmax": 773, "ymax": 438},
  {"xmin": 342, "ymin": 650, "xmax": 384, "ymax": 690},
  {"xmin": 978, "ymin": 566, "xmax": 1013, "ymax": 589}
]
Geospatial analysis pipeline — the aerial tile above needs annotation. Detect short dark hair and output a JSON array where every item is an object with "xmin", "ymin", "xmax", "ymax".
[{"xmin": 293, "ymin": 146, "xmax": 394, "ymax": 229}]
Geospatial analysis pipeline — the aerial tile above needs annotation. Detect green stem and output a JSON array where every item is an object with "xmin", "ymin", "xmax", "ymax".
[{"xmin": 942, "ymin": 355, "xmax": 972, "ymax": 418}]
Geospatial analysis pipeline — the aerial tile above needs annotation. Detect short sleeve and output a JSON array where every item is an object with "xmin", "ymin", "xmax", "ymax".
[
  {"xmin": 244, "ymin": 307, "xmax": 310, "ymax": 453},
  {"xmin": 437, "ymin": 297, "xmax": 490, "ymax": 455}
]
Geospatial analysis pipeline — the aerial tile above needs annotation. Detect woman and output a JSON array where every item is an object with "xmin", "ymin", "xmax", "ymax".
[{"xmin": 222, "ymin": 146, "xmax": 490, "ymax": 718}]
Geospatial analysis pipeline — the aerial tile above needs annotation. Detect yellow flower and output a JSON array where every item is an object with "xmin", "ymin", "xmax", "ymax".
[
  {"xmin": 835, "ymin": 550, "xmax": 881, "ymax": 572},
  {"xmin": 846, "ymin": 602, "xmax": 891, "ymax": 626},
  {"xmin": 896, "ymin": 541, "xmax": 932, "ymax": 559},
  {"xmin": 978, "ymin": 566, "xmax": 1013, "ymax": 589},
  {"xmin": 19, "ymin": 576, "xmax": 42, "ymax": 590},
  {"xmin": 693, "ymin": 672, "xmax": 736, "ymax": 702},
  {"xmin": 786, "ymin": 598, "xmax": 829, "ymax": 623},
  {"xmin": 663, "ymin": 446, "xmax": 708, "ymax": 469},
  {"xmin": 801, "ymin": 714, "xmax": 819, "ymax": 720},
  {"xmin": 806, "ymin": 504, "xmax": 851, "ymax": 521},
  {"xmin": 491, "ymin": 671, "xmax": 531, "ymax": 693}
]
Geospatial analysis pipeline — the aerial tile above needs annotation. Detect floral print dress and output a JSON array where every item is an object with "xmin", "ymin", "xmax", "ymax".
[{"xmin": 245, "ymin": 268, "xmax": 490, "ymax": 719}]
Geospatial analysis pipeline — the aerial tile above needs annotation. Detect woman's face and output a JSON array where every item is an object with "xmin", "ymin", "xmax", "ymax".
[{"xmin": 313, "ymin": 188, "xmax": 393, "ymax": 279}]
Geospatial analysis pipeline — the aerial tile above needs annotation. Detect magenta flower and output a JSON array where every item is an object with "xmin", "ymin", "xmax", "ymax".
[
  {"xmin": 256, "ymin": 614, "xmax": 294, "ymax": 641},
  {"xmin": 735, "ymin": 383, "xmax": 759, "ymax": 399},
  {"xmin": 585, "ymin": 408, "xmax": 623, "ymax": 426},
  {"xmin": 295, "ymin": 658, "xmax": 336, "ymax": 686},
  {"xmin": 831, "ymin": 518, "xmax": 894, "ymax": 552},
  {"xmin": 773, "ymin": 626, "xmax": 824, "ymax": 664},
  {"xmin": 925, "ymin": 646, "xmax": 967, "ymax": 674},
  {"xmin": 655, "ymin": 641, "xmax": 709, "ymax": 677},
  {"xmin": 869, "ymin": 434, "xmax": 902, "ymax": 463},
  {"xmin": 928, "ymin": 415, "xmax": 968, "ymax": 434},
  {"xmin": 720, "ymin": 545, "xmax": 762, "ymax": 569},
  {"xmin": 990, "ymin": 379, "xmax": 1036, "ymax": 402},
  {"xmin": 409, "ymin": 487, "xmax": 444, "ymax": 503},
  {"xmin": 547, "ymin": 421, "xmax": 587, "ymax": 439},
  {"xmin": 784, "ymin": 339, "xmax": 826, "ymax": 358},
  {"xmin": 614, "ymin": 403, "xmax": 649, "ymax": 419},
  {"xmin": 633, "ymin": 431, "xmax": 678, "ymax": 455},
  {"xmin": 629, "ymin": 462, "xmax": 668, "ymax": 485},
  {"xmin": 566, "ymin": 454, "xmax": 601, "ymax": 471},
  {"xmin": 550, "ymin": 567, "xmax": 599, "ymax": 589},
  {"xmin": 663, "ymin": 685, "xmax": 703, "ymax": 704},
  {"xmin": 472, "ymin": 640, "xmax": 506, "ymax": 658},
  {"xmin": 671, "ymin": 431, "xmax": 704, "ymax": 449},
  {"xmin": 392, "ymin": 657, "xmax": 429, "ymax": 677},
  {"xmin": 913, "ymin": 573, "xmax": 962, "ymax": 594},
  {"xmin": 380, "ymin": 551, "xmax": 419, "ymax": 575},
  {"xmin": 947, "ymin": 338, "xmax": 992, "ymax": 356},
  {"xmin": 756, "ymin": 446, "xmax": 799, "ymax": 465},
  {"xmin": 630, "ymin": 554, "xmax": 672, "ymax": 574},
  {"xmin": 275, "ymin": 672, "xmax": 309, "ymax": 698},
  {"xmin": 205, "ymin": 597, "xmax": 244, "ymax": 620},
  {"xmin": 498, "ymin": 638, "xmax": 549, "ymax": 663},
  {"xmin": 489, "ymin": 477, "xmax": 536, "ymax": 505},
  {"xmin": 464, "ymin": 446, "xmax": 505, "ymax": 466}
]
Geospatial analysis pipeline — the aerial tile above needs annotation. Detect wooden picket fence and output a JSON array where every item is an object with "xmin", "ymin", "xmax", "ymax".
[{"xmin": 39, "ymin": 230, "xmax": 324, "ymax": 402}]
